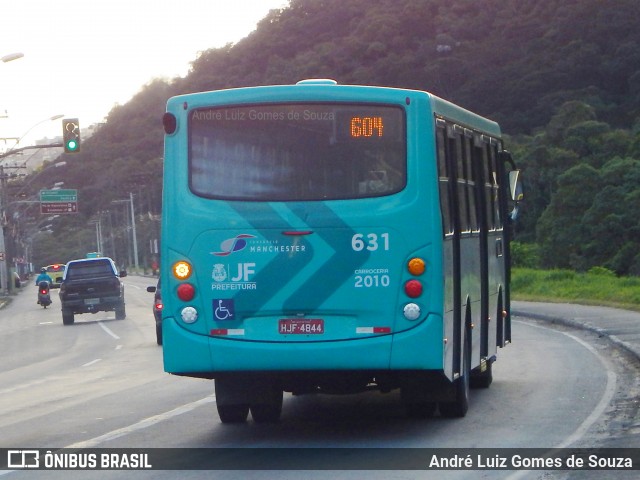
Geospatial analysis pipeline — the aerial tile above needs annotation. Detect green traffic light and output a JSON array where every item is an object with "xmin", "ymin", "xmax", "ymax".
[{"xmin": 62, "ymin": 118, "xmax": 80, "ymax": 153}]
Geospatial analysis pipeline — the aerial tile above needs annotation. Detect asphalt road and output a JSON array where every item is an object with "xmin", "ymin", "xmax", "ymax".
[{"xmin": 0, "ymin": 278, "xmax": 637, "ymax": 479}]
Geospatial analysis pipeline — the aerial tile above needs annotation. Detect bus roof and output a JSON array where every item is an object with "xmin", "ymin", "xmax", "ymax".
[
  {"xmin": 429, "ymin": 94, "xmax": 501, "ymax": 137},
  {"xmin": 169, "ymin": 80, "xmax": 502, "ymax": 137}
]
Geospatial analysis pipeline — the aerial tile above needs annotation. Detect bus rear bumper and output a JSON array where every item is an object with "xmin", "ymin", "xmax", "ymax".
[{"xmin": 162, "ymin": 314, "xmax": 444, "ymax": 376}]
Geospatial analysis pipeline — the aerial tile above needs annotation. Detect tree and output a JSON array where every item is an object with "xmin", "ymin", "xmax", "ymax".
[{"xmin": 536, "ymin": 163, "xmax": 601, "ymax": 270}]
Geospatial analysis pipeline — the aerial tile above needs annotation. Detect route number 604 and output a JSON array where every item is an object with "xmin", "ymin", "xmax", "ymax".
[{"xmin": 351, "ymin": 233, "xmax": 390, "ymax": 252}]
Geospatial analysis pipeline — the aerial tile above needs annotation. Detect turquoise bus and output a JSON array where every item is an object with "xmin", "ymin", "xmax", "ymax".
[{"xmin": 161, "ymin": 80, "xmax": 523, "ymax": 423}]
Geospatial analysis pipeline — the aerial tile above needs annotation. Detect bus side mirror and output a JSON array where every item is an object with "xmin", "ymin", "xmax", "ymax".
[
  {"xmin": 498, "ymin": 150, "xmax": 523, "ymax": 202},
  {"xmin": 509, "ymin": 170, "xmax": 524, "ymax": 202},
  {"xmin": 508, "ymin": 170, "xmax": 523, "ymax": 222}
]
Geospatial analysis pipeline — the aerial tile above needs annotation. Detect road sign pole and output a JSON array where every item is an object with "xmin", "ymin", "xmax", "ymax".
[{"xmin": 0, "ymin": 230, "xmax": 8, "ymax": 295}]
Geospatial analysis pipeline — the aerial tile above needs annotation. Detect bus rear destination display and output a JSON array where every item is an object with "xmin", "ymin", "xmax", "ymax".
[
  {"xmin": 189, "ymin": 103, "xmax": 406, "ymax": 201},
  {"xmin": 350, "ymin": 116, "xmax": 384, "ymax": 137},
  {"xmin": 190, "ymin": 104, "xmax": 400, "ymax": 140}
]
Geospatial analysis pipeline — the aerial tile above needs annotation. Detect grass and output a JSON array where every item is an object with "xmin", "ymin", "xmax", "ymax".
[{"xmin": 511, "ymin": 268, "xmax": 640, "ymax": 312}]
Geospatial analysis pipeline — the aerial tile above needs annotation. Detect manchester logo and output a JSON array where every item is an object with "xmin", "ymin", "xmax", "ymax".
[{"xmin": 211, "ymin": 234, "xmax": 255, "ymax": 256}]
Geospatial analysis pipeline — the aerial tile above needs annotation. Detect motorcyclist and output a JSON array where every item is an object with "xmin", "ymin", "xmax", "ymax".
[{"xmin": 35, "ymin": 268, "xmax": 53, "ymax": 286}]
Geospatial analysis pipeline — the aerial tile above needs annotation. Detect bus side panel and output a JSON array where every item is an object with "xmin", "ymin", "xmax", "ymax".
[
  {"xmin": 487, "ymin": 229, "xmax": 504, "ymax": 354},
  {"xmin": 442, "ymin": 238, "xmax": 455, "ymax": 380},
  {"xmin": 460, "ymin": 235, "xmax": 483, "ymax": 372},
  {"xmin": 389, "ymin": 313, "xmax": 443, "ymax": 370},
  {"xmin": 163, "ymin": 318, "xmax": 215, "ymax": 373}
]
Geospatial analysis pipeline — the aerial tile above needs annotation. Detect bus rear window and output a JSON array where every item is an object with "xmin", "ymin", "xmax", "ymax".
[{"xmin": 189, "ymin": 104, "xmax": 406, "ymax": 201}]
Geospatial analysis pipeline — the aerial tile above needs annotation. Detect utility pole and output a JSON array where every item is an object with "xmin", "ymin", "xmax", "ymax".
[
  {"xmin": 112, "ymin": 194, "xmax": 139, "ymax": 271},
  {"xmin": 0, "ymin": 165, "xmax": 8, "ymax": 294},
  {"xmin": 130, "ymin": 192, "xmax": 139, "ymax": 270}
]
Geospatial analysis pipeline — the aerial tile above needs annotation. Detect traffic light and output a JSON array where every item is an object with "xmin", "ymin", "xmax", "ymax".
[{"xmin": 62, "ymin": 118, "xmax": 80, "ymax": 153}]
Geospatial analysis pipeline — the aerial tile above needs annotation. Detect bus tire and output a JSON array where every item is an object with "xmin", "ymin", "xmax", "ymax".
[
  {"xmin": 404, "ymin": 401, "xmax": 437, "ymax": 419},
  {"xmin": 439, "ymin": 325, "xmax": 470, "ymax": 418},
  {"xmin": 496, "ymin": 293, "xmax": 505, "ymax": 348},
  {"xmin": 217, "ymin": 404, "xmax": 249, "ymax": 424},
  {"xmin": 470, "ymin": 360, "xmax": 493, "ymax": 389},
  {"xmin": 62, "ymin": 310, "xmax": 75, "ymax": 326},
  {"xmin": 250, "ymin": 393, "xmax": 283, "ymax": 424}
]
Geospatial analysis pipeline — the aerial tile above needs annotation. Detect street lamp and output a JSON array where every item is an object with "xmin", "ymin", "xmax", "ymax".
[
  {"xmin": 1, "ymin": 52, "xmax": 24, "ymax": 63},
  {"xmin": 1, "ymin": 114, "xmax": 64, "ymax": 155}
]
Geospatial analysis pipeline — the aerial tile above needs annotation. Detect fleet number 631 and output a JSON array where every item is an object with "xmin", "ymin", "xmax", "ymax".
[{"xmin": 351, "ymin": 233, "xmax": 390, "ymax": 252}]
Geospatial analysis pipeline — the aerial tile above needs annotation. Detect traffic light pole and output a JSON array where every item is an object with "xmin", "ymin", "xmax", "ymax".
[{"xmin": 0, "ymin": 143, "xmax": 63, "ymax": 161}]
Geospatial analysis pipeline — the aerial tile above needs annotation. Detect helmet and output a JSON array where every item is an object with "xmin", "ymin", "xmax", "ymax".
[{"xmin": 41, "ymin": 267, "xmax": 47, "ymax": 272}]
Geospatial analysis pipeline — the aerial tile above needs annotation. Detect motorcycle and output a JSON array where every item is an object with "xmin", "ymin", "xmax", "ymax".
[{"xmin": 37, "ymin": 281, "xmax": 52, "ymax": 308}]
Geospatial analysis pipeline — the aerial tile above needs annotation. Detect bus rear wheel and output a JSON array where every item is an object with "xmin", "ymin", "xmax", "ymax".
[
  {"xmin": 217, "ymin": 404, "xmax": 249, "ymax": 424},
  {"xmin": 404, "ymin": 401, "xmax": 437, "ymax": 419},
  {"xmin": 439, "ymin": 329, "xmax": 470, "ymax": 418},
  {"xmin": 250, "ymin": 393, "xmax": 283, "ymax": 424},
  {"xmin": 470, "ymin": 360, "xmax": 493, "ymax": 389}
]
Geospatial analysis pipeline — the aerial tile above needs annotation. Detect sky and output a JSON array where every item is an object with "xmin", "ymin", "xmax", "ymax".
[{"xmin": 1, "ymin": 0, "xmax": 288, "ymax": 151}]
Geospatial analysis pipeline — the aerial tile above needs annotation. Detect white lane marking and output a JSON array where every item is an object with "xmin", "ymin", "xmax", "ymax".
[
  {"xmin": 39, "ymin": 321, "xmax": 54, "ymax": 325},
  {"xmin": 82, "ymin": 359, "xmax": 102, "ymax": 367},
  {"xmin": 65, "ymin": 395, "xmax": 216, "ymax": 449},
  {"xmin": 98, "ymin": 321, "xmax": 120, "ymax": 340},
  {"xmin": 550, "ymin": 335, "xmax": 617, "ymax": 448},
  {"xmin": 0, "ymin": 377, "xmax": 62, "ymax": 395},
  {"xmin": 505, "ymin": 320, "xmax": 618, "ymax": 480},
  {"xmin": 115, "ymin": 345, "xmax": 123, "ymax": 350}
]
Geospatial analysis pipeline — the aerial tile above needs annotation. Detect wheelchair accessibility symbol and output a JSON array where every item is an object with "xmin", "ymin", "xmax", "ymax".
[{"xmin": 213, "ymin": 299, "xmax": 235, "ymax": 320}]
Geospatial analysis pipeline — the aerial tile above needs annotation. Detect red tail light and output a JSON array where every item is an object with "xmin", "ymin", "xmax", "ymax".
[
  {"xmin": 404, "ymin": 279, "xmax": 423, "ymax": 298},
  {"xmin": 177, "ymin": 283, "xmax": 195, "ymax": 301}
]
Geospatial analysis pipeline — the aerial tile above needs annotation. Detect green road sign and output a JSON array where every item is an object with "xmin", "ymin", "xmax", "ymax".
[
  {"xmin": 40, "ymin": 189, "xmax": 77, "ymax": 202},
  {"xmin": 40, "ymin": 189, "xmax": 78, "ymax": 214}
]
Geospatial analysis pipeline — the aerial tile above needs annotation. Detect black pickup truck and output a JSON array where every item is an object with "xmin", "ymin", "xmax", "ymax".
[{"xmin": 59, "ymin": 257, "xmax": 126, "ymax": 326}]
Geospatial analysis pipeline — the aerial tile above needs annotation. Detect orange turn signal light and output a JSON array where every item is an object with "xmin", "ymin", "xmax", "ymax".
[
  {"xmin": 407, "ymin": 257, "xmax": 426, "ymax": 276},
  {"xmin": 173, "ymin": 261, "xmax": 192, "ymax": 280}
]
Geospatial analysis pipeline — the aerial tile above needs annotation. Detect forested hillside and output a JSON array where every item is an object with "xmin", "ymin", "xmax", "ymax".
[{"xmin": 27, "ymin": 0, "xmax": 640, "ymax": 274}]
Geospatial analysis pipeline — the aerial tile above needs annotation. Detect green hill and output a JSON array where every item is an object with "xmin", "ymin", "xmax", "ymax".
[{"xmin": 23, "ymin": 0, "xmax": 640, "ymax": 273}]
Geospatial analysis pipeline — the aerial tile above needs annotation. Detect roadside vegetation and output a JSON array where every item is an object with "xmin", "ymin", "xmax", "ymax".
[
  {"xmin": 511, "ymin": 242, "xmax": 640, "ymax": 310},
  {"xmin": 511, "ymin": 267, "xmax": 640, "ymax": 312}
]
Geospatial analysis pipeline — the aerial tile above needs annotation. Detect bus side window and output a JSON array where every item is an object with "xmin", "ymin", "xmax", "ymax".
[
  {"xmin": 452, "ymin": 127, "xmax": 470, "ymax": 234},
  {"xmin": 436, "ymin": 125, "xmax": 453, "ymax": 236},
  {"xmin": 480, "ymin": 138, "xmax": 496, "ymax": 231},
  {"xmin": 489, "ymin": 143, "xmax": 503, "ymax": 230},
  {"xmin": 462, "ymin": 131, "xmax": 478, "ymax": 233}
]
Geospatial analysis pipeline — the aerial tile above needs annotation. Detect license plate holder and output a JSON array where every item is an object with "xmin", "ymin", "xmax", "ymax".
[{"xmin": 279, "ymin": 319, "xmax": 324, "ymax": 334}]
